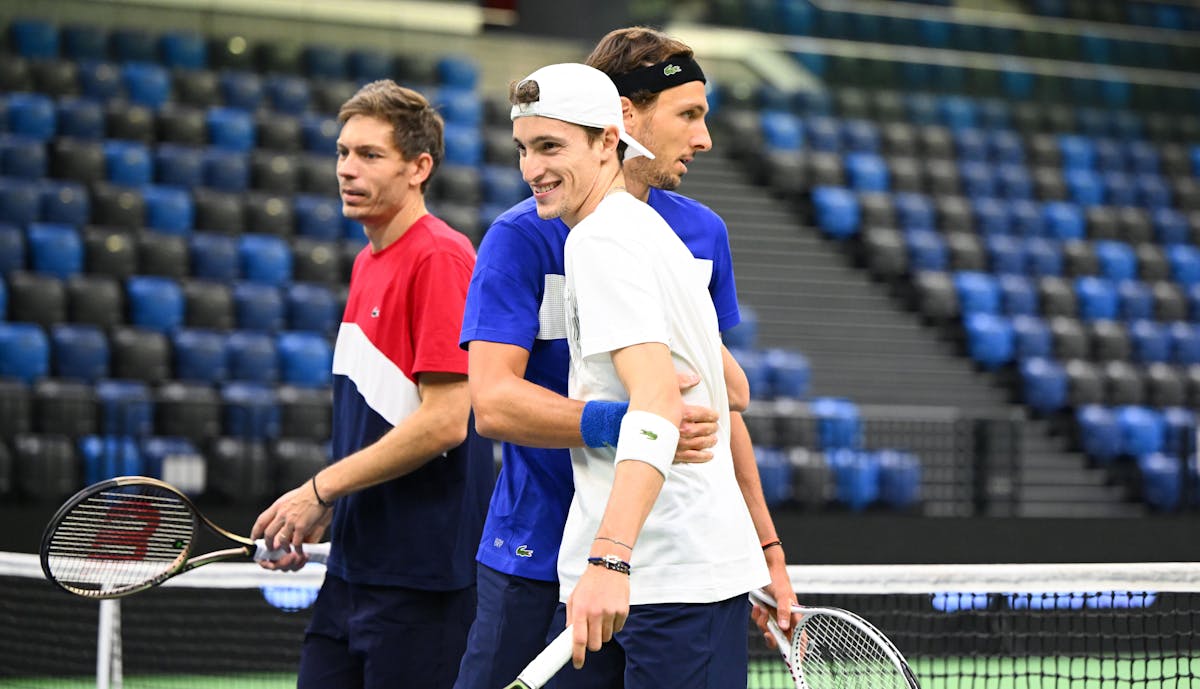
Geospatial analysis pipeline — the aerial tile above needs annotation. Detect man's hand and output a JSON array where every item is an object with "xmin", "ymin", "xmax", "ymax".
[
  {"xmin": 566, "ymin": 564, "xmax": 630, "ymax": 668},
  {"xmin": 675, "ymin": 372, "xmax": 718, "ymax": 464},
  {"xmin": 250, "ymin": 481, "xmax": 333, "ymax": 571},
  {"xmin": 751, "ymin": 546, "xmax": 800, "ymax": 649}
]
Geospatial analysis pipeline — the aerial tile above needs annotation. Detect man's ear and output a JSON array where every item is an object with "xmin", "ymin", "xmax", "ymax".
[
  {"xmin": 409, "ymin": 152, "xmax": 434, "ymax": 188},
  {"xmin": 620, "ymin": 96, "xmax": 636, "ymax": 127}
]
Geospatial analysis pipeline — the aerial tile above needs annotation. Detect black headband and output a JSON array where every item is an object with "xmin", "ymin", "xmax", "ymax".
[{"xmin": 609, "ymin": 57, "xmax": 706, "ymax": 98}]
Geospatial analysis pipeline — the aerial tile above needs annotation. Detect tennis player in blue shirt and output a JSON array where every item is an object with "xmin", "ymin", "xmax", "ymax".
[{"xmin": 454, "ymin": 27, "xmax": 795, "ymax": 688}]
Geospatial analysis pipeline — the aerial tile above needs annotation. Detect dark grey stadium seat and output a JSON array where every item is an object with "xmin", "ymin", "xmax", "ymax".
[
  {"xmin": 66, "ymin": 274, "xmax": 124, "ymax": 328},
  {"xmin": 0, "ymin": 380, "xmax": 32, "ymax": 438},
  {"xmin": 182, "ymin": 279, "xmax": 235, "ymax": 330},
  {"xmin": 1065, "ymin": 359, "xmax": 1104, "ymax": 406},
  {"xmin": 1089, "ymin": 320, "xmax": 1131, "ymax": 361},
  {"xmin": 51, "ymin": 138, "xmax": 106, "ymax": 184},
  {"xmin": 244, "ymin": 192, "xmax": 295, "ymax": 237},
  {"xmin": 256, "ymin": 112, "xmax": 302, "ymax": 153},
  {"xmin": 156, "ymin": 104, "xmax": 207, "ymax": 146},
  {"xmin": 83, "ymin": 226, "xmax": 138, "ymax": 278},
  {"xmin": 172, "ymin": 68, "xmax": 221, "ymax": 108},
  {"xmin": 251, "ymin": 151, "xmax": 300, "ymax": 195},
  {"xmin": 157, "ymin": 382, "xmax": 222, "ymax": 440},
  {"xmin": 207, "ymin": 437, "xmax": 271, "ymax": 503},
  {"xmin": 272, "ymin": 439, "xmax": 328, "ymax": 493},
  {"xmin": 1145, "ymin": 363, "xmax": 1186, "ymax": 408},
  {"xmin": 1062, "ymin": 240, "xmax": 1099, "ymax": 277},
  {"xmin": 90, "ymin": 182, "xmax": 146, "ymax": 230},
  {"xmin": 1135, "ymin": 244, "xmax": 1170, "ymax": 282},
  {"xmin": 278, "ymin": 384, "xmax": 332, "ymax": 440},
  {"xmin": 913, "ymin": 270, "xmax": 959, "ymax": 321},
  {"xmin": 137, "ymin": 233, "xmax": 189, "ymax": 279},
  {"xmin": 1039, "ymin": 277, "xmax": 1078, "ymax": 318},
  {"xmin": 1103, "ymin": 360, "xmax": 1145, "ymax": 406},
  {"xmin": 14, "ymin": 433, "xmax": 77, "ymax": 501},
  {"xmin": 1152, "ymin": 281, "xmax": 1187, "ymax": 322},
  {"xmin": 193, "ymin": 188, "xmax": 245, "ymax": 234},
  {"xmin": 110, "ymin": 326, "xmax": 170, "ymax": 383},
  {"xmin": 34, "ymin": 379, "xmax": 96, "ymax": 437},
  {"xmin": 291, "ymin": 238, "xmax": 342, "ymax": 285},
  {"xmin": 106, "ymin": 101, "xmax": 156, "ymax": 144},
  {"xmin": 1116, "ymin": 208, "xmax": 1153, "ymax": 244},
  {"xmin": 861, "ymin": 226, "xmax": 906, "ymax": 280},
  {"xmin": 937, "ymin": 196, "xmax": 974, "ymax": 233},
  {"xmin": 946, "ymin": 232, "xmax": 986, "ymax": 271},
  {"xmin": 1085, "ymin": 207, "xmax": 1119, "ymax": 240},
  {"xmin": 8, "ymin": 271, "xmax": 66, "ymax": 327}
]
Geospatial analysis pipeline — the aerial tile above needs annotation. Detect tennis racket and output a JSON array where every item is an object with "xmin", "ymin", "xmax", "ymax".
[
  {"xmin": 503, "ymin": 626, "xmax": 574, "ymax": 689},
  {"xmin": 41, "ymin": 476, "xmax": 331, "ymax": 599},
  {"xmin": 749, "ymin": 588, "xmax": 921, "ymax": 689}
]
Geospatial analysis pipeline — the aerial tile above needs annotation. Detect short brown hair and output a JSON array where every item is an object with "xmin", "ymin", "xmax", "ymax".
[
  {"xmin": 585, "ymin": 26, "xmax": 694, "ymax": 109},
  {"xmin": 508, "ymin": 77, "xmax": 620, "ymax": 158},
  {"xmin": 338, "ymin": 80, "xmax": 444, "ymax": 191}
]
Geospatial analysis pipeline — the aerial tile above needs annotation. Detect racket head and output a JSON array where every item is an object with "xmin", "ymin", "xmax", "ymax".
[
  {"xmin": 790, "ymin": 606, "xmax": 920, "ymax": 689},
  {"xmin": 40, "ymin": 476, "xmax": 203, "ymax": 599}
]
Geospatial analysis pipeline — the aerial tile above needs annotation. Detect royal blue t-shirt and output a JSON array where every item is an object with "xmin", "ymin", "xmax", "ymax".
[{"xmin": 459, "ymin": 189, "xmax": 740, "ymax": 582}]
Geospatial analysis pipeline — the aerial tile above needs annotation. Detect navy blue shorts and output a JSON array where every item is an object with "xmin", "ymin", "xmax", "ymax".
[
  {"xmin": 297, "ymin": 574, "xmax": 476, "ymax": 689},
  {"xmin": 452, "ymin": 563, "xmax": 560, "ymax": 689},
  {"xmin": 543, "ymin": 594, "xmax": 750, "ymax": 689}
]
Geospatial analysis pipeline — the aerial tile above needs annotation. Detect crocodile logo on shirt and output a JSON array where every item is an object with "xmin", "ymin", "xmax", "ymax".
[
  {"xmin": 641, "ymin": 429, "xmax": 659, "ymax": 441},
  {"xmin": 370, "ymin": 307, "xmax": 380, "ymax": 318},
  {"xmin": 663, "ymin": 64, "xmax": 682, "ymax": 77},
  {"xmin": 516, "ymin": 545, "xmax": 533, "ymax": 558}
]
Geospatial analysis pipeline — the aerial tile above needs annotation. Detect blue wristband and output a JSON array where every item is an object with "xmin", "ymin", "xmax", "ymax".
[{"xmin": 580, "ymin": 400, "xmax": 629, "ymax": 449}]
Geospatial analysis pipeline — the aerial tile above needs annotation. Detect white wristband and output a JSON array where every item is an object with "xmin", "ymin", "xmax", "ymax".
[{"xmin": 614, "ymin": 410, "xmax": 680, "ymax": 478}]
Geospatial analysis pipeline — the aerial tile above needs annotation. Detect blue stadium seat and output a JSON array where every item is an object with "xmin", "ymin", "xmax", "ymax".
[
  {"xmin": 953, "ymin": 128, "xmax": 988, "ymax": 163},
  {"xmin": 6, "ymin": 93, "xmax": 56, "ymax": 141},
  {"xmin": 110, "ymin": 27, "xmax": 157, "ymax": 62},
  {"xmin": 763, "ymin": 348, "xmax": 810, "ymax": 400},
  {"xmin": 293, "ymin": 194, "xmax": 342, "ymax": 241},
  {"xmin": 1020, "ymin": 357, "xmax": 1066, "ymax": 413},
  {"xmin": 300, "ymin": 114, "xmax": 339, "ymax": 155},
  {"xmin": 959, "ymin": 162, "xmax": 997, "ymax": 200},
  {"xmin": 1118, "ymin": 405, "xmax": 1164, "ymax": 457},
  {"xmin": 1152, "ymin": 208, "xmax": 1189, "ymax": 246},
  {"xmin": 62, "ymin": 24, "xmax": 107, "ymax": 61},
  {"xmin": 480, "ymin": 165, "xmax": 528, "ymax": 208},
  {"xmin": 238, "ymin": 234, "xmax": 291, "ymax": 286},
  {"xmin": 999, "ymin": 274, "xmax": 1038, "ymax": 316},
  {"xmin": 878, "ymin": 450, "xmax": 921, "ymax": 510},
  {"xmin": 1125, "ymin": 141, "xmax": 1159, "ymax": 175},
  {"xmin": 826, "ymin": 448, "xmax": 878, "ymax": 512},
  {"xmin": 954, "ymin": 271, "xmax": 1001, "ymax": 315},
  {"xmin": 95, "ymin": 379, "xmax": 153, "ymax": 436},
  {"xmin": 1161, "ymin": 407, "xmax": 1195, "ymax": 458},
  {"xmin": 221, "ymin": 381, "xmax": 280, "ymax": 439},
  {"xmin": 1093, "ymin": 139, "xmax": 1125, "ymax": 172},
  {"xmin": 972, "ymin": 197, "xmax": 1011, "ymax": 236},
  {"xmin": 10, "ymin": 19, "xmax": 59, "ymax": 59},
  {"xmin": 121, "ymin": 62, "xmax": 170, "ymax": 109},
  {"xmin": 1118, "ymin": 280, "xmax": 1155, "ymax": 321},
  {"xmin": 893, "ymin": 192, "xmax": 934, "ymax": 233},
  {"xmin": 226, "ymin": 330, "xmax": 278, "ymax": 383},
  {"xmin": 435, "ymin": 87, "xmax": 483, "ymax": 127},
  {"xmin": 302, "ymin": 44, "xmax": 348, "ymax": 81},
  {"xmin": 265, "ymin": 75, "xmax": 311, "ymax": 112},
  {"xmin": 845, "ymin": 153, "xmax": 888, "ymax": 192},
  {"xmin": 0, "ymin": 178, "xmax": 41, "ymax": 226},
  {"xmin": 841, "ymin": 119, "xmax": 879, "ymax": 154},
  {"xmin": 202, "ymin": 148, "xmax": 250, "ymax": 192},
  {"xmin": 1094, "ymin": 240, "xmax": 1137, "ymax": 282},
  {"xmin": 1135, "ymin": 173, "xmax": 1172, "ymax": 211},
  {"xmin": 1012, "ymin": 315, "xmax": 1052, "ymax": 359},
  {"xmin": 985, "ymin": 235, "xmax": 1024, "ymax": 275},
  {"xmin": 760, "ymin": 112, "xmax": 804, "ymax": 151},
  {"xmin": 127, "ymin": 276, "xmax": 184, "ymax": 333},
  {"xmin": 1167, "ymin": 245, "xmax": 1200, "ymax": 286},
  {"xmin": 977, "ymin": 98, "xmax": 1012, "ymax": 131},
  {"xmin": 142, "ymin": 185, "xmax": 194, "ymax": 235},
  {"xmin": 1130, "ymin": 320, "xmax": 1170, "ymax": 363},
  {"xmin": 812, "ymin": 398, "xmax": 861, "ymax": 450},
  {"xmin": 56, "ymin": 98, "xmax": 105, "ymax": 139},
  {"xmin": 103, "ymin": 140, "xmax": 153, "ymax": 186},
  {"xmin": 997, "ymin": 165, "xmax": 1034, "ymax": 201},
  {"xmin": 0, "ymin": 223, "xmax": 24, "ymax": 276},
  {"xmin": 904, "ymin": 229, "xmax": 947, "ymax": 272},
  {"xmin": 206, "ymin": 107, "xmax": 256, "ymax": 152},
  {"xmin": 78, "ymin": 61, "xmax": 124, "ymax": 102},
  {"xmin": 812, "ymin": 186, "xmax": 859, "ymax": 238},
  {"xmin": 753, "ymin": 446, "xmax": 792, "ymax": 508},
  {"xmin": 437, "ymin": 55, "xmax": 478, "ymax": 89},
  {"xmin": 79, "ymin": 434, "xmax": 142, "ymax": 485},
  {"xmin": 27, "ymin": 223, "xmax": 81, "ymax": 279},
  {"xmin": 189, "ymin": 232, "xmax": 239, "ymax": 281},
  {"xmin": 0, "ymin": 322, "xmax": 48, "ymax": 383},
  {"xmin": 729, "ymin": 347, "xmax": 769, "ymax": 399},
  {"xmin": 160, "ymin": 31, "xmax": 207, "ymax": 70},
  {"xmin": 1075, "ymin": 276, "xmax": 1119, "ymax": 321},
  {"xmin": 277, "ymin": 331, "xmax": 332, "ymax": 388},
  {"xmin": 233, "ymin": 282, "xmax": 285, "ymax": 332},
  {"xmin": 1043, "ymin": 202, "xmax": 1086, "ymax": 240},
  {"xmin": 1169, "ymin": 322, "xmax": 1200, "ymax": 365},
  {"xmin": 936, "ymin": 95, "xmax": 975, "ymax": 130},
  {"xmin": 140, "ymin": 436, "xmax": 203, "ymax": 491},
  {"xmin": 987, "ymin": 130, "xmax": 1024, "ymax": 164},
  {"xmin": 155, "ymin": 144, "xmax": 205, "ymax": 189},
  {"xmin": 172, "ymin": 328, "xmax": 227, "ymax": 383},
  {"xmin": 1138, "ymin": 452, "xmax": 1182, "ymax": 511},
  {"xmin": 348, "ymin": 49, "xmax": 394, "ymax": 83},
  {"xmin": 0, "ymin": 134, "xmax": 46, "ymax": 179},
  {"xmin": 219, "ymin": 71, "xmax": 265, "ymax": 111},
  {"xmin": 286, "ymin": 283, "xmax": 337, "ymax": 335},
  {"xmin": 1065, "ymin": 168, "xmax": 1105, "ymax": 206},
  {"xmin": 50, "ymin": 324, "xmax": 108, "ymax": 382},
  {"xmin": 38, "ymin": 181, "xmax": 89, "ymax": 228},
  {"xmin": 964, "ymin": 312, "xmax": 1014, "ymax": 369},
  {"xmin": 1076, "ymin": 404, "xmax": 1120, "ymax": 463},
  {"xmin": 1058, "ymin": 134, "xmax": 1096, "ymax": 170}
]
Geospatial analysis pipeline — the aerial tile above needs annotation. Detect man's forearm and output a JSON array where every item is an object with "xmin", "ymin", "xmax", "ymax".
[
  {"xmin": 730, "ymin": 411, "xmax": 781, "ymax": 545},
  {"xmin": 472, "ymin": 373, "xmax": 588, "ymax": 448}
]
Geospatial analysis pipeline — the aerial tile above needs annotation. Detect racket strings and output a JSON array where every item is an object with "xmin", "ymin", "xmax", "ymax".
[
  {"xmin": 45, "ymin": 488, "xmax": 196, "ymax": 596},
  {"xmin": 795, "ymin": 613, "xmax": 910, "ymax": 689}
]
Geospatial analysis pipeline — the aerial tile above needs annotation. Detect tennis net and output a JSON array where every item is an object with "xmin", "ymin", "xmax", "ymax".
[{"xmin": 1, "ymin": 554, "xmax": 1197, "ymax": 688}]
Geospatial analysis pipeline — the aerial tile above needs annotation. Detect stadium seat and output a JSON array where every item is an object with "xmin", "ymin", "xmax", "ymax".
[
  {"xmin": 1093, "ymin": 240, "xmax": 1137, "ymax": 282},
  {"xmin": 1117, "ymin": 280, "xmax": 1154, "ymax": 322},
  {"xmin": 82, "ymin": 227, "xmax": 136, "ymax": 279},
  {"xmin": 1050, "ymin": 315, "xmax": 1089, "ymax": 360},
  {"xmin": 277, "ymin": 332, "xmax": 333, "ymax": 388},
  {"xmin": 27, "ymin": 223, "xmax": 82, "ymax": 280},
  {"xmin": 239, "ymin": 234, "xmax": 292, "ymax": 286},
  {"xmin": 1167, "ymin": 245, "xmax": 1200, "ymax": 286},
  {"xmin": 913, "ymin": 270, "xmax": 959, "ymax": 321},
  {"xmin": 188, "ymin": 232, "xmax": 238, "ymax": 281},
  {"xmin": 56, "ymin": 98, "xmax": 105, "ymax": 140},
  {"xmin": 157, "ymin": 105, "xmax": 208, "ymax": 147},
  {"xmin": 940, "ymin": 232, "xmax": 982, "ymax": 272},
  {"xmin": 1105, "ymin": 362, "xmax": 1146, "ymax": 406},
  {"xmin": 106, "ymin": 101, "xmax": 156, "ymax": 142},
  {"xmin": 0, "ymin": 223, "xmax": 24, "ymax": 276},
  {"xmin": 1130, "ymin": 320, "xmax": 1170, "ymax": 364},
  {"xmin": 1160, "ymin": 407, "xmax": 1195, "ymax": 457},
  {"xmin": 1117, "ymin": 405, "xmax": 1163, "ymax": 457},
  {"xmin": 1146, "ymin": 362, "xmax": 1186, "ymax": 408},
  {"xmin": 1066, "ymin": 359, "xmax": 1105, "ymax": 406},
  {"xmin": 753, "ymin": 446, "xmax": 792, "ymax": 508},
  {"xmin": 1065, "ymin": 168, "xmax": 1105, "ymax": 206},
  {"xmin": 156, "ymin": 381, "xmax": 221, "ymax": 440},
  {"xmin": 479, "ymin": 165, "xmax": 529, "ymax": 209},
  {"xmin": 14, "ymin": 433, "xmax": 77, "ymax": 502},
  {"xmin": 171, "ymin": 70, "xmax": 220, "ymax": 110},
  {"xmin": 1153, "ymin": 281, "xmax": 1188, "ymax": 322},
  {"xmin": 845, "ymin": 153, "xmax": 889, "ymax": 192},
  {"xmin": 763, "ymin": 348, "xmax": 810, "ymax": 400},
  {"xmin": 272, "ymin": 438, "xmax": 329, "ymax": 492},
  {"xmin": 77, "ymin": 60, "xmax": 123, "ymax": 102},
  {"xmin": 1076, "ymin": 404, "xmax": 1121, "ymax": 463},
  {"xmin": 206, "ymin": 106, "xmax": 256, "ymax": 152},
  {"xmin": 300, "ymin": 113, "xmax": 339, "ymax": 155},
  {"xmin": 861, "ymin": 227, "xmax": 906, "ymax": 279},
  {"xmin": 193, "ymin": 188, "xmax": 245, "ymax": 234},
  {"xmin": 954, "ymin": 271, "xmax": 1001, "ymax": 315},
  {"xmin": 960, "ymin": 162, "xmax": 998, "ymax": 200},
  {"xmin": 34, "ymin": 379, "xmax": 97, "ymax": 437},
  {"xmin": 6, "ymin": 93, "xmax": 56, "ymax": 141},
  {"xmin": 160, "ymin": 30, "xmax": 206, "ymax": 70},
  {"xmin": 7, "ymin": 271, "xmax": 66, "ymax": 328},
  {"xmin": 110, "ymin": 326, "xmax": 170, "ymax": 383},
  {"xmin": 244, "ymin": 192, "xmax": 295, "ymax": 237},
  {"xmin": 1033, "ymin": 166, "xmax": 1068, "ymax": 202},
  {"xmin": 1102, "ymin": 171, "xmax": 1136, "ymax": 207},
  {"xmin": 1043, "ymin": 202, "xmax": 1086, "ymax": 240},
  {"xmin": 811, "ymin": 398, "xmax": 861, "ymax": 451},
  {"xmin": 50, "ymin": 324, "xmax": 108, "ymax": 382},
  {"xmin": 827, "ymin": 448, "xmax": 879, "ymax": 512},
  {"xmin": 263, "ymin": 74, "xmax": 311, "ymax": 113},
  {"xmin": 49, "ymin": 138, "xmax": 105, "ymax": 185},
  {"xmin": 812, "ymin": 186, "xmax": 859, "ymax": 238},
  {"xmin": 1138, "ymin": 452, "xmax": 1182, "ymax": 511},
  {"xmin": 964, "ymin": 312, "xmax": 1015, "ymax": 369},
  {"xmin": 39, "ymin": 181, "xmax": 90, "ymax": 227},
  {"xmin": 1134, "ymin": 243, "xmax": 1169, "ymax": 282},
  {"xmin": 103, "ymin": 140, "xmax": 153, "ymax": 187},
  {"xmin": 250, "ymin": 151, "xmax": 299, "ymax": 195},
  {"xmin": 226, "ymin": 330, "xmax": 278, "ymax": 383},
  {"xmin": 292, "ymin": 194, "xmax": 341, "ymax": 241},
  {"xmin": 348, "ymin": 48, "xmax": 395, "ymax": 83},
  {"xmin": 0, "ymin": 322, "xmax": 48, "ymax": 384},
  {"xmin": 90, "ymin": 182, "xmax": 145, "ymax": 230},
  {"xmin": 141, "ymin": 437, "xmax": 204, "ymax": 492},
  {"xmin": 1012, "ymin": 314, "xmax": 1052, "ymax": 359},
  {"xmin": 0, "ymin": 134, "xmax": 47, "ymax": 179},
  {"xmin": 182, "ymin": 279, "xmax": 234, "ymax": 330},
  {"xmin": 997, "ymin": 165, "xmax": 1034, "ymax": 202},
  {"xmin": 1153, "ymin": 208, "xmax": 1189, "ymax": 246},
  {"xmin": 136, "ymin": 233, "xmax": 189, "ymax": 279},
  {"xmin": 1076, "ymin": 276, "xmax": 1119, "ymax": 320},
  {"xmin": 154, "ymin": 144, "xmax": 205, "ymax": 190},
  {"xmin": 127, "ymin": 276, "xmax": 185, "ymax": 335},
  {"xmin": 172, "ymin": 328, "xmax": 228, "ymax": 384},
  {"xmin": 999, "ymin": 274, "xmax": 1038, "ymax": 316},
  {"xmin": 221, "ymin": 381, "xmax": 280, "ymax": 440},
  {"xmin": 142, "ymin": 185, "xmax": 194, "ymax": 235},
  {"xmin": 972, "ymin": 197, "xmax": 1010, "ymax": 236},
  {"xmin": 904, "ymin": 229, "xmax": 947, "ymax": 272},
  {"xmin": 94, "ymin": 379, "xmax": 154, "ymax": 436},
  {"xmin": 286, "ymin": 283, "xmax": 338, "ymax": 334},
  {"xmin": 233, "ymin": 282, "xmax": 285, "ymax": 332},
  {"xmin": 121, "ymin": 62, "xmax": 171, "ymax": 109},
  {"xmin": 206, "ymin": 436, "xmax": 271, "ymax": 503},
  {"xmin": 291, "ymin": 238, "xmax": 341, "ymax": 285},
  {"xmin": 202, "ymin": 148, "xmax": 250, "ymax": 193},
  {"xmin": 1090, "ymin": 319, "xmax": 1132, "ymax": 361},
  {"xmin": 1020, "ymin": 357, "xmax": 1067, "ymax": 414},
  {"xmin": 985, "ymin": 235, "xmax": 1023, "ymax": 275}
]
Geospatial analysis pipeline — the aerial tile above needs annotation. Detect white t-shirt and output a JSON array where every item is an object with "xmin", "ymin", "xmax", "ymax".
[{"xmin": 559, "ymin": 191, "xmax": 769, "ymax": 605}]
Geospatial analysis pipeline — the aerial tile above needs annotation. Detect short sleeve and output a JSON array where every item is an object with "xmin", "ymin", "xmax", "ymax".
[
  {"xmin": 459, "ymin": 221, "xmax": 547, "ymax": 351},
  {"xmin": 705, "ymin": 216, "xmax": 742, "ymax": 333}
]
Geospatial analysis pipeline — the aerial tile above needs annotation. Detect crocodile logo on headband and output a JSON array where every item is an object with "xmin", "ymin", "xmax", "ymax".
[{"xmin": 663, "ymin": 64, "xmax": 682, "ymax": 77}]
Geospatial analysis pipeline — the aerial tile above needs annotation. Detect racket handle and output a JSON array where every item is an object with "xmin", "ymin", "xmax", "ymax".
[
  {"xmin": 252, "ymin": 539, "xmax": 331, "ymax": 565},
  {"xmin": 505, "ymin": 626, "xmax": 573, "ymax": 689}
]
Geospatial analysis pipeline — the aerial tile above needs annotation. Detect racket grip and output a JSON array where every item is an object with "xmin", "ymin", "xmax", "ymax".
[
  {"xmin": 510, "ymin": 626, "xmax": 573, "ymax": 689},
  {"xmin": 252, "ymin": 539, "xmax": 331, "ymax": 565}
]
